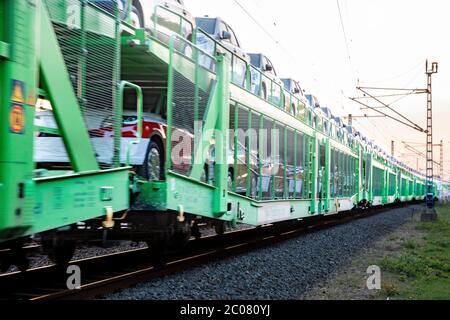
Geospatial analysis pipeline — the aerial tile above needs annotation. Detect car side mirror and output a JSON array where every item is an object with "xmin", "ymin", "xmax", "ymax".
[
  {"xmin": 264, "ymin": 64, "xmax": 273, "ymax": 72},
  {"xmin": 221, "ymin": 31, "xmax": 232, "ymax": 40},
  {"xmin": 294, "ymin": 88, "xmax": 300, "ymax": 94}
]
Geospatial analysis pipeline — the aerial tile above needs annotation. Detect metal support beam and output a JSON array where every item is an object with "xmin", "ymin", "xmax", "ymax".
[
  {"xmin": 40, "ymin": 3, "xmax": 99, "ymax": 172},
  {"xmin": 0, "ymin": 41, "xmax": 10, "ymax": 60}
]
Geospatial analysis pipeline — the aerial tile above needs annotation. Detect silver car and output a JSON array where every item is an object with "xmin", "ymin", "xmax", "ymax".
[{"xmin": 94, "ymin": 0, "xmax": 195, "ymax": 42}]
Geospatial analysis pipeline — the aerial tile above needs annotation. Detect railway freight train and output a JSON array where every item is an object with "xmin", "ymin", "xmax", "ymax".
[{"xmin": 0, "ymin": 0, "xmax": 441, "ymax": 269}]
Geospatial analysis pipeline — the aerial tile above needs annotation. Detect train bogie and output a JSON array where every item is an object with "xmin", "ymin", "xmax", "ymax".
[{"xmin": 0, "ymin": 0, "xmax": 435, "ymax": 270}]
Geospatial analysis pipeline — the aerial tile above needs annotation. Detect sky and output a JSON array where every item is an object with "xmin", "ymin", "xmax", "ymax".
[{"xmin": 185, "ymin": 0, "xmax": 450, "ymax": 181}]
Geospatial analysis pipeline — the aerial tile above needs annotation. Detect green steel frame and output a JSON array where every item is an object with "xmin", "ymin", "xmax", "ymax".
[
  {"xmin": 0, "ymin": 0, "xmax": 430, "ymax": 245},
  {"xmin": 0, "ymin": 0, "xmax": 131, "ymax": 242},
  {"xmin": 128, "ymin": 12, "xmax": 428, "ymax": 226}
]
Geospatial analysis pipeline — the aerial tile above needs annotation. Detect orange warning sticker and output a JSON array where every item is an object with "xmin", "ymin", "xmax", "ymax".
[
  {"xmin": 10, "ymin": 105, "xmax": 25, "ymax": 134},
  {"xmin": 11, "ymin": 80, "xmax": 25, "ymax": 104},
  {"xmin": 27, "ymin": 89, "xmax": 36, "ymax": 106}
]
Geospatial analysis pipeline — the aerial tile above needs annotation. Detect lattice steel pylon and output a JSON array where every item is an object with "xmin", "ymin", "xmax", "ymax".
[{"xmin": 425, "ymin": 60, "xmax": 438, "ymax": 209}]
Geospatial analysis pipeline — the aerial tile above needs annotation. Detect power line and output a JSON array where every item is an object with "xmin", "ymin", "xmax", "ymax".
[
  {"xmin": 355, "ymin": 87, "xmax": 425, "ymax": 132},
  {"xmin": 358, "ymin": 89, "xmax": 424, "ymax": 111},
  {"xmin": 231, "ymin": 0, "xmax": 307, "ymax": 83},
  {"xmin": 232, "ymin": 0, "xmax": 280, "ymax": 45},
  {"xmin": 336, "ymin": 0, "xmax": 357, "ymax": 85},
  {"xmin": 349, "ymin": 95, "xmax": 424, "ymax": 132},
  {"xmin": 359, "ymin": 60, "xmax": 424, "ymax": 85}
]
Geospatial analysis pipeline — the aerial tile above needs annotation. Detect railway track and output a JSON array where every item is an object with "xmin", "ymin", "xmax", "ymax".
[
  {"xmin": 0, "ymin": 244, "xmax": 42, "ymax": 272},
  {"xmin": 0, "ymin": 203, "xmax": 409, "ymax": 300}
]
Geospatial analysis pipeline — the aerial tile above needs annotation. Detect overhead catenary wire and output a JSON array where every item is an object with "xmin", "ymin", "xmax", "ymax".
[
  {"xmin": 336, "ymin": 0, "xmax": 357, "ymax": 86},
  {"xmin": 359, "ymin": 59, "xmax": 424, "ymax": 85},
  {"xmin": 350, "ymin": 59, "xmax": 431, "ymax": 167},
  {"xmin": 234, "ymin": 1, "xmax": 438, "ymax": 176},
  {"xmin": 334, "ymin": 1, "xmax": 393, "ymax": 150},
  {"xmin": 232, "ymin": 0, "xmax": 280, "ymax": 45},
  {"xmin": 231, "ymin": 0, "xmax": 296, "ymax": 59},
  {"xmin": 336, "ymin": 0, "xmax": 351, "ymax": 61},
  {"xmin": 231, "ymin": 0, "xmax": 310, "ymax": 85}
]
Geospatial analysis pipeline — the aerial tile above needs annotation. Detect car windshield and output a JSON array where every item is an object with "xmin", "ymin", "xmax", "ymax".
[
  {"xmin": 281, "ymin": 79, "xmax": 292, "ymax": 92},
  {"xmin": 195, "ymin": 18, "xmax": 217, "ymax": 35},
  {"xmin": 249, "ymin": 54, "xmax": 261, "ymax": 68}
]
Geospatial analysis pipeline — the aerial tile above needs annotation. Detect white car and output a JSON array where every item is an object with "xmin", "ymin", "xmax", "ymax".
[
  {"xmin": 248, "ymin": 53, "xmax": 284, "ymax": 104},
  {"xmin": 94, "ymin": 0, "xmax": 195, "ymax": 42},
  {"xmin": 196, "ymin": 17, "xmax": 250, "ymax": 86},
  {"xmin": 281, "ymin": 78, "xmax": 309, "ymax": 116}
]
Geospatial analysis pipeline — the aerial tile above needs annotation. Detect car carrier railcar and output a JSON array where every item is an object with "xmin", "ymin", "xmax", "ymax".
[{"xmin": 0, "ymin": 0, "xmax": 431, "ymax": 268}]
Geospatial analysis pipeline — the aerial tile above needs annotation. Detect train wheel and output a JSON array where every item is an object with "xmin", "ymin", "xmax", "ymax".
[
  {"xmin": 1, "ymin": 240, "xmax": 29, "ymax": 272},
  {"xmin": 214, "ymin": 221, "xmax": 227, "ymax": 236},
  {"xmin": 191, "ymin": 221, "xmax": 201, "ymax": 240},
  {"xmin": 170, "ymin": 221, "xmax": 191, "ymax": 250},
  {"xmin": 43, "ymin": 239, "xmax": 76, "ymax": 267},
  {"xmin": 146, "ymin": 235, "xmax": 168, "ymax": 267},
  {"xmin": 11, "ymin": 242, "xmax": 29, "ymax": 272}
]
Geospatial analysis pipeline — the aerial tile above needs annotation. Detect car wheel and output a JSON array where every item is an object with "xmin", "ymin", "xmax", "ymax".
[
  {"xmin": 130, "ymin": 5, "xmax": 144, "ymax": 29},
  {"xmin": 262, "ymin": 83, "xmax": 267, "ymax": 100},
  {"xmin": 144, "ymin": 141, "xmax": 164, "ymax": 181},
  {"xmin": 228, "ymin": 170, "xmax": 234, "ymax": 191},
  {"xmin": 250, "ymin": 174, "xmax": 258, "ymax": 199},
  {"xmin": 265, "ymin": 176, "xmax": 274, "ymax": 200},
  {"xmin": 183, "ymin": 38, "xmax": 194, "ymax": 58},
  {"xmin": 200, "ymin": 165, "xmax": 209, "ymax": 184}
]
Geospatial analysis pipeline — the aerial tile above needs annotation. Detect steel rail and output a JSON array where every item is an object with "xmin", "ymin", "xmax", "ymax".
[{"xmin": 0, "ymin": 202, "xmax": 418, "ymax": 300}]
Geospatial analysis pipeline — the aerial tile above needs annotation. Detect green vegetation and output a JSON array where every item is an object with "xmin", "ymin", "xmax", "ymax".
[{"xmin": 379, "ymin": 205, "xmax": 450, "ymax": 300}]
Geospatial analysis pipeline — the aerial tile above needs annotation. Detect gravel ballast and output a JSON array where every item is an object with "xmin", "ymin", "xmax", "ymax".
[
  {"xmin": 0, "ymin": 241, "xmax": 147, "ymax": 274},
  {"xmin": 104, "ymin": 205, "xmax": 420, "ymax": 300},
  {"xmin": 1, "ymin": 225, "xmax": 250, "ymax": 274}
]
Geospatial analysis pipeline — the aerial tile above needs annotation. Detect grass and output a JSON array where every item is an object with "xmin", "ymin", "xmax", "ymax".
[{"xmin": 378, "ymin": 204, "xmax": 450, "ymax": 300}]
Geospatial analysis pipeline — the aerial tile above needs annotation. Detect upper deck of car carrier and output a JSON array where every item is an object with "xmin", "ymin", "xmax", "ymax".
[{"xmin": 0, "ymin": 0, "xmax": 433, "ymax": 250}]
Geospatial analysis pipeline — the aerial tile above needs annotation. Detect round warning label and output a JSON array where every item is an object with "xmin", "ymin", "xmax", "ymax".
[{"xmin": 10, "ymin": 105, "xmax": 25, "ymax": 134}]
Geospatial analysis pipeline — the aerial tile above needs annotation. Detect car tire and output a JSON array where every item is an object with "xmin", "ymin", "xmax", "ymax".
[
  {"xmin": 228, "ymin": 170, "xmax": 234, "ymax": 191},
  {"xmin": 183, "ymin": 35, "xmax": 194, "ymax": 57},
  {"xmin": 130, "ymin": 4, "xmax": 144, "ymax": 29},
  {"xmin": 262, "ymin": 83, "xmax": 267, "ymax": 100},
  {"xmin": 200, "ymin": 165, "xmax": 209, "ymax": 184},
  {"xmin": 250, "ymin": 174, "xmax": 258, "ymax": 199},
  {"xmin": 143, "ymin": 141, "xmax": 164, "ymax": 181}
]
